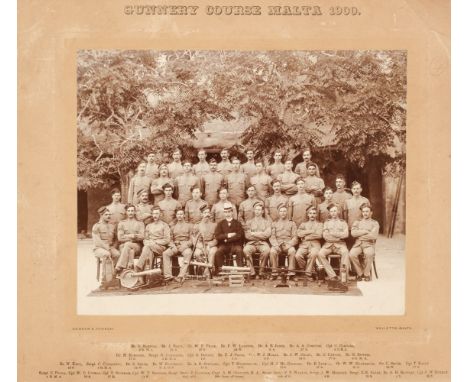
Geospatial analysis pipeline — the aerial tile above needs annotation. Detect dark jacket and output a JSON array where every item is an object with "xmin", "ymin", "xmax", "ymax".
[{"xmin": 215, "ymin": 219, "xmax": 245, "ymax": 246}]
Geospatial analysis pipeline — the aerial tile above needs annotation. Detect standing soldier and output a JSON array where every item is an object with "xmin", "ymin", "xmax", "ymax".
[
  {"xmin": 295, "ymin": 206, "xmax": 326, "ymax": 280},
  {"xmin": 304, "ymin": 162, "xmax": 325, "ymax": 204},
  {"xmin": 265, "ymin": 180, "xmax": 289, "ymax": 222},
  {"xmin": 343, "ymin": 181, "xmax": 370, "ymax": 229},
  {"xmin": 294, "ymin": 149, "xmax": 313, "ymax": 178},
  {"xmin": 106, "ymin": 188, "xmax": 126, "ymax": 226},
  {"xmin": 318, "ymin": 187, "xmax": 343, "ymax": 222},
  {"xmin": 318, "ymin": 204, "xmax": 351, "ymax": 279},
  {"xmin": 174, "ymin": 161, "xmax": 200, "ymax": 208},
  {"xmin": 217, "ymin": 148, "xmax": 233, "ymax": 177},
  {"xmin": 277, "ymin": 159, "xmax": 299, "ymax": 197},
  {"xmin": 115, "ymin": 204, "xmax": 145, "ymax": 273},
  {"xmin": 193, "ymin": 149, "xmax": 210, "ymax": 179},
  {"xmin": 269, "ymin": 204, "xmax": 298, "ymax": 280},
  {"xmin": 185, "ymin": 186, "xmax": 208, "ymax": 224},
  {"xmin": 145, "ymin": 153, "xmax": 159, "ymax": 180},
  {"xmin": 225, "ymin": 157, "xmax": 248, "ymax": 209},
  {"xmin": 331, "ymin": 173, "xmax": 352, "ymax": 210},
  {"xmin": 134, "ymin": 207, "xmax": 171, "ymax": 277},
  {"xmin": 92, "ymin": 207, "xmax": 120, "ymax": 288},
  {"xmin": 127, "ymin": 162, "xmax": 152, "ymax": 205},
  {"xmin": 135, "ymin": 190, "xmax": 153, "ymax": 224},
  {"xmin": 211, "ymin": 188, "xmax": 238, "ymax": 224},
  {"xmin": 191, "ymin": 205, "xmax": 218, "ymax": 276},
  {"xmin": 241, "ymin": 148, "xmax": 257, "ymax": 182},
  {"xmin": 349, "ymin": 203, "xmax": 379, "ymax": 281},
  {"xmin": 288, "ymin": 178, "xmax": 316, "ymax": 228},
  {"xmin": 150, "ymin": 164, "xmax": 174, "ymax": 205},
  {"xmin": 201, "ymin": 158, "xmax": 224, "ymax": 207},
  {"xmin": 238, "ymin": 185, "xmax": 262, "ymax": 227},
  {"xmin": 267, "ymin": 150, "xmax": 285, "ymax": 180},
  {"xmin": 250, "ymin": 162, "xmax": 272, "ymax": 202},
  {"xmin": 162, "ymin": 209, "xmax": 193, "ymax": 281},
  {"xmin": 168, "ymin": 148, "xmax": 184, "ymax": 180},
  {"xmin": 157, "ymin": 183, "xmax": 182, "ymax": 225}
]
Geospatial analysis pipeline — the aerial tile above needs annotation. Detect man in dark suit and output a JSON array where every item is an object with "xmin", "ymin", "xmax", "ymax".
[{"xmin": 213, "ymin": 202, "xmax": 245, "ymax": 275}]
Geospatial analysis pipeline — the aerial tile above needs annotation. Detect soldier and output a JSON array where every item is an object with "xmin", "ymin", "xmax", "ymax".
[
  {"xmin": 150, "ymin": 164, "xmax": 174, "ymax": 205},
  {"xmin": 266, "ymin": 150, "xmax": 285, "ymax": 180},
  {"xmin": 145, "ymin": 153, "xmax": 159, "ymax": 180},
  {"xmin": 331, "ymin": 173, "xmax": 352, "ymax": 211},
  {"xmin": 106, "ymin": 188, "xmax": 126, "ymax": 226},
  {"xmin": 201, "ymin": 158, "xmax": 224, "ymax": 207},
  {"xmin": 304, "ymin": 162, "xmax": 325, "ymax": 203},
  {"xmin": 288, "ymin": 178, "xmax": 316, "ymax": 228},
  {"xmin": 264, "ymin": 179, "xmax": 289, "ymax": 222},
  {"xmin": 318, "ymin": 187, "xmax": 343, "ymax": 222},
  {"xmin": 250, "ymin": 162, "xmax": 272, "ymax": 201},
  {"xmin": 294, "ymin": 149, "xmax": 312, "ymax": 178},
  {"xmin": 211, "ymin": 188, "xmax": 238, "ymax": 224},
  {"xmin": 134, "ymin": 206, "xmax": 171, "ymax": 277},
  {"xmin": 241, "ymin": 148, "xmax": 257, "ymax": 182},
  {"xmin": 157, "ymin": 183, "xmax": 182, "ymax": 225},
  {"xmin": 277, "ymin": 159, "xmax": 299, "ymax": 197},
  {"xmin": 343, "ymin": 181, "xmax": 370, "ymax": 229},
  {"xmin": 243, "ymin": 202, "xmax": 272, "ymax": 278},
  {"xmin": 162, "ymin": 209, "xmax": 193, "ymax": 281},
  {"xmin": 92, "ymin": 207, "xmax": 120, "ymax": 287},
  {"xmin": 191, "ymin": 205, "xmax": 218, "ymax": 276},
  {"xmin": 269, "ymin": 204, "xmax": 298, "ymax": 280},
  {"xmin": 127, "ymin": 162, "xmax": 152, "ymax": 205},
  {"xmin": 213, "ymin": 203, "xmax": 245, "ymax": 276},
  {"xmin": 115, "ymin": 204, "xmax": 145, "ymax": 273},
  {"xmin": 185, "ymin": 186, "xmax": 208, "ymax": 224},
  {"xmin": 238, "ymin": 185, "xmax": 262, "ymax": 227},
  {"xmin": 193, "ymin": 149, "xmax": 210, "ymax": 179},
  {"xmin": 349, "ymin": 203, "xmax": 379, "ymax": 281},
  {"xmin": 225, "ymin": 157, "xmax": 248, "ymax": 209},
  {"xmin": 135, "ymin": 189, "xmax": 153, "ymax": 224},
  {"xmin": 217, "ymin": 148, "xmax": 233, "ymax": 177},
  {"xmin": 317, "ymin": 204, "xmax": 351, "ymax": 279},
  {"xmin": 295, "ymin": 206, "xmax": 328, "ymax": 279},
  {"xmin": 174, "ymin": 161, "xmax": 201, "ymax": 207},
  {"xmin": 168, "ymin": 148, "xmax": 184, "ymax": 180}
]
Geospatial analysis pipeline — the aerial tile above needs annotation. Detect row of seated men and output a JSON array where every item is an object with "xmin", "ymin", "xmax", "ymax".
[{"xmin": 93, "ymin": 195, "xmax": 379, "ymax": 289}]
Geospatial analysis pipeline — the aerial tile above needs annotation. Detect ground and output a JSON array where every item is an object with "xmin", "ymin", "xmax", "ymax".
[{"xmin": 77, "ymin": 234, "xmax": 405, "ymax": 315}]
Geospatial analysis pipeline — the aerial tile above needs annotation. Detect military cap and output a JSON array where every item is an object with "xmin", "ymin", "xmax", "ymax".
[
  {"xmin": 276, "ymin": 203, "xmax": 288, "ymax": 211},
  {"xmin": 137, "ymin": 189, "xmax": 148, "ymax": 197},
  {"xmin": 306, "ymin": 205, "xmax": 317, "ymax": 213},
  {"xmin": 97, "ymin": 206, "xmax": 109, "ymax": 215},
  {"xmin": 295, "ymin": 177, "xmax": 305, "ymax": 184},
  {"xmin": 253, "ymin": 201, "xmax": 264, "ymax": 209},
  {"xmin": 326, "ymin": 203, "xmax": 338, "ymax": 211}
]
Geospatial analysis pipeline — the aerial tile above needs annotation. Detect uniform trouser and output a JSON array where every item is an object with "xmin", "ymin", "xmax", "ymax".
[
  {"xmin": 270, "ymin": 244, "xmax": 296, "ymax": 274},
  {"xmin": 243, "ymin": 242, "xmax": 270, "ymax": 275},
  {"xmin": 136, "ymin": 242, "xmax": 167, "ymax": 271},
  {"xmin": 162, "ymin": 241, "xmax": 192, "ymax": 277},
  {"xmin": 214, "ymin": 244, "xmax": 244, "ymax": 273},
  {"xmin": 318, "ymin": 243, "xmax": 350, "ymax": 278},
  {"xmin": 295, "ymin": 241, "xmax": 322, "ymax": 276},
  {"xmin": 349, "ymin": 244, "xmax": 375, "ymax": 277},
  {"xmin": 192, "ymin": 245, "xmax": 217, "ymax": 276},
  {"xmin": 116, "ymin": 242, "xmax": 141, "ymax": 269},
  {"xmin": 94, "ymin": 248, "xmax": 120, "ymax": 282}
]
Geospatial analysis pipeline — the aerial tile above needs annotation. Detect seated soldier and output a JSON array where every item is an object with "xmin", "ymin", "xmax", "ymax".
[
  {"xmin": 115, "ymin": 204, "xmax": 145, "ymax": 273},
  {"xmin": 349, "ymin": 203, "xmax": 380, "ymax": 281},
  {"xmin": 317, "ymin": 204, "xmax": 351, "ymax": 279},
  {"xmin": 213, "ymin": 203, "xmax": 245, "ymax": 275},
  {"xmin": 191, "ymin": 205, "xmax": 218, "ymax": 276},
  {"xmin": 243, "ymin": 202, "xmax": 272, "ymax": 279},
  {"xmin": 295, "ymin": 206, "xmax": 329, "ymax": 280},
  {"xmin": 162, "ymin": 209, "xmax": 193, "ymax": 281},
  {"xmin": 134, "ymin": 207, "xmax": 171, "ymax": 277},
  {"xmin": 92, "ymin": 207, "xmax": 120, "ymax": 288},
  {"xmin": 269, "ymin": 204, "xmax": 298, "ymax": 280}
]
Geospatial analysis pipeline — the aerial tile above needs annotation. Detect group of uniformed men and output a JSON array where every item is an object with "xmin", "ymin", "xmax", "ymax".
[{"xmin": 92, "ymin": 148, "xmax": 380, "ymax": 289}]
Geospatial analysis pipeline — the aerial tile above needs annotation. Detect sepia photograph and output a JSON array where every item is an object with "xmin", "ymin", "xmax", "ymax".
[{"xmin": 76, "ymin": 50, "xmax": 406, "ymax": 315}]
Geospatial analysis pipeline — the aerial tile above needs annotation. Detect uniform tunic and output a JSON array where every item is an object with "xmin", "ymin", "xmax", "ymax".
[
  {"xmin": 304, "ymin": 175, "xmax": 325, "ymax": 196},
  {"xmin": 264, "ymin": 194, "xmax": 289, "ymax": 222},
  {"xmin": 344, "ymin": 196, "xmax": 370, "ymax": 228},
  {"xmin": 267, "ymin": 163, "xmax": 285, "ymax": 180},
  {"xmin": 184, "ymin": 198, "xmax": 208, "ymax": 224},
  {"xmin": 162, "ymin": 221, "xmax": 193, "ymax": 276},
  {"xmin": 193, "ymin": 161, "xmax": 210, "ymax": 179},
  {"xmin": 192, "ymin": 220, "xmax": 218, "ymax": 269},
  {"xmin": 244, "ymin": 216, "xmax": 272, "ymax": 274},
  {"xmin": 349, "ymin": 218, "xmax": 379, "ymax": 277},
  {"xmin": 211, "ymin": 200, "xmax": 238, "ymax": 224},
  {"xmin": 175, "ymin": 173, "xmax": 200, "ymax": 207},
  {"xmin": 128, "ymin": 175, "xmax": 152, "ymax": 205},
  {"xmin": 150, "ymin": 177, "xmax": 174, "ymax": 205},
  {"xmin": 322, "ymin": 218, "xmax": 349, "ymax": 247},
  {"xmin": 238, "ymin": 197, "xmax": 262, "ymax": 227},
  {"xmin": 157, "ymin": 198, "xmax": 182, "ymax": 225},
  {"xmin": 225, "ymin": 171, "xmax": 248, "ymax": 207},
  {"xmin": 136, "ymin": 220, "xmax": 171, "ymax": 270},
  {"xmin": 294, "ymin": 161, "xmax": 312, "ymax": 178},
  {"xmin": 145, "ymin": 163, "xmax": 159, "ymax": 180},
  {"xmin": 250, "ymin": 173, "xmax": 272, "ymax": 201},
  {"xmin": 116, "ymin": 218, "xmax": 145, "ymax": 269},
  {"xmin": 135, "ymin": 202, "xmax": 153, "ymax": 224},
  {"xmin": 332, "ymin": 189, "xmax": 352, "ymax": 210},
  {"xmin": 106, "ymin": 202, "xmax": 126, "ymax": 226},
  {"xmin": 201, "ymin": 172, "xmax": 224, "ymax": 207},
  {"xmin": 270, "ymin": 218, "xmax": 298, "ymax": 272},
  {"xmin": 277, "ymin": 171, "xmax": 299, "ymax": 196},
  {"xmin": 92, "ymin": 222, "xmax": 117, "ymax": 251},
  {"xmin": 168, "ymin": 161, "xmax": 184, "ymax": 180},
  {"xmin": 217, "ymin": 160, "xmax": 233, "ymax": 177},
  {"xmin": 318, "ymin": 201, "xmax": 343, "ymax": 223},
  {"xmin": 240, "ymin": 160, "xmax": 257, "ymax": 181},
  {"xmin": 288, "ymin": 192, "xmax": 316, "ymax": 227}
]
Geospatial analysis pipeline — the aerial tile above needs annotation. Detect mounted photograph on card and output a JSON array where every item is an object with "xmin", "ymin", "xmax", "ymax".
[{"xmin": 76, "ymin": 50, "xmax": 406, "ymax": 315}]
